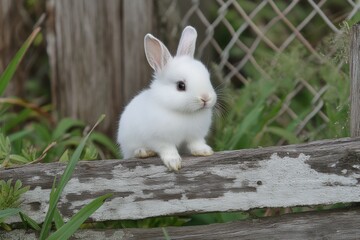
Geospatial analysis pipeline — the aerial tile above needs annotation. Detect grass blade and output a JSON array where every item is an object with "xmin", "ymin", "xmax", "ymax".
[
  {"xmin": 89, "ymin": 132, "xmax": 121, "ymax": 158},
  {"xmin": 47, "ymin": 193, "xmax": 112, "ymax": 240},
  {"xmin": 266, "ymin": 126, "xmax": 300, "ymax": 144},
  {"xmin": 8, "ymin": 128, "xmax": 34, "ymax": 142},
  {"xmin": 2, "ymin": 108, "xmax": 32, "ymax": 133},
  {"xmin": 0, "ymin": 208, "xmax": 20, "ymax": 219},
  {"xmin": 9, "ymin": 154, "xmax": 30, "ymax": 164},
  {"xmin": 54, "ymin": 208, "xmax": 65, "ymax": 229},
  {"xmin": 162, "ymin": 227, "xmax": 171, "ymax": 240},
  {"xmin": 52, "ymin": 118, "xmax": 84, "ymax": 140},
  {"xmin": 0, "ymin": 27, "xmax": 41, "ymax": 96},
  {"xmin": 19, "ymin": 212, "xmax": 41, "ymax": 231},
  {"xmin": 39, "ymin": 115, "xmax": 105, "ymax": 239},
  {"xmin": 228, "ymin": 105, "xmax": 264, "ymax": 149}
]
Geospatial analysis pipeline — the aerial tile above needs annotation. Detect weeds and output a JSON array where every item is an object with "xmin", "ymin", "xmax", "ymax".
[
  {"xmin": 210, "ymin": 42, "xmax": 350, "ymax": 151},
  {"xmin": 0, "ymin": 27, "xmax": 113, "ymax": 238},
  {"xmin": 0, "ymin": 116, "xmax": 112, "ymax": 239},
  {"xmin": 0, "ymin": 179, "xmax": 29, "ymax": 210},
  {"xmin": 0, "ymin": 26, "xmax": 119, "ymax": 167}
]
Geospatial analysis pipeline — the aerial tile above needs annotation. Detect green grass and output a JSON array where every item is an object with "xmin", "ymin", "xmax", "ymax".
[
  {"xmin": 0, "ymin": 27, "xmax": 119, "ymax": 167},
  {"xmin": 0, "ymin": 115, "xmax": 112, "ymax": 239},
  {"xmin": 0, "ymin": 179, "xmax": 30, "ymax": 210},
  {"xmin": 210, "ymin": 42, "xmax": 350, "ymax": 151},
  {"xmin": 39, "ymin": 115, "xmax": 106, "ymax": 238},
  {"xmin": 0, "ymin": 27, "xmax": 113, "ymax": 238},
  {"xmin": 0, "ymin": 28, "xmax": 41, "ymax": 96}
]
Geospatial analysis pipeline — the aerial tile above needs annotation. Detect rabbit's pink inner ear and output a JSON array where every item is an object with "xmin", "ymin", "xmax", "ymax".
[
  {"xmin": 176, "ymin": 26, "xmax": 197, "ymax": 57},
  {"xmin": 144, "ymin": 35, "xmax": 162, "ymax": 71},
  {"xmin": 160, "ymin": 43, "xmax": 172, "ymax": 69},
  {"xmin": 144, "ymin": 34, "xmax": 171, "ymax": 72}
]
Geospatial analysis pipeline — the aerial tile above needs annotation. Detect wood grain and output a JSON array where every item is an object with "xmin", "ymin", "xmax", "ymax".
[
  {"xmin": 46, "ymin": 0, "xmax": 122, "ymax": 135},
  {"xmin": 46, "ymin": 0, "xmax": 153, "ymax": 135},
  {"xmin": 351, "ymin": 23, "xmax": 360, "ymax": 137},
  {"xmin": 2, "ymin": 137, "xmax": 360, "ymax": 224},
  {"xmin": 122, "ymin": 0, "xmax": 153, "ymax": 105},
  {"xmin": 2, "ymin": 208, "xmax": 360, "ymax": 240}
]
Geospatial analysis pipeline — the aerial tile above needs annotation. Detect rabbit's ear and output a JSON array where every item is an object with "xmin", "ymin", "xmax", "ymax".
[
  {"xmin": 176, "ymin": 26, "xmax": 197, "ymax": 57},
  {"xmin": 144, "ymin": 34, "xmax": 172, "ymax": 72}
]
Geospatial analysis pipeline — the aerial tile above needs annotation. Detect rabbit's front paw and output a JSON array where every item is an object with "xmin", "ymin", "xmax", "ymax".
[
  {"xmin": 189, "ymin": 142, "xmax": 214, "ymax": 156},
  {"xmin": 161, "ymin": 153, "xmax": 182, "ymax": 171},
  {"xmin": 134, "ymin": 148, "xmax": 157, "ymax": 158}
]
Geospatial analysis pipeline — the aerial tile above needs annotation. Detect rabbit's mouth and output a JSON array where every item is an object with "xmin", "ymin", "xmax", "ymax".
[
  {"xmin": 201, "ymin": 102, "xmax": 209, "ymax": 109},
  {"xmin": 187, "ymin": 98, "xmax": 215, "ymax": 112},
  {"xmin": 198, "ymin": 95, "xmax": 214, "ymax": 109},
  {"xmin": 198, "ymin": 102, "xmax": 213, "ymax": 111}
]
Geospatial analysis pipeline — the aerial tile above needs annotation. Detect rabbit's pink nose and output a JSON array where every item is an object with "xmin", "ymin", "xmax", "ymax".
[
  {"xmin": 200, "ymin": 94, "xmax": 210, "ymax": 102},
  {"xmin": 199, "ymin": 94, "xmax": 211, "ymax": 107}
]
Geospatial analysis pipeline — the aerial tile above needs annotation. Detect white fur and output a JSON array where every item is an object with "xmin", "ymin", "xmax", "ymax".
[{"xmin": 117, "ymin": 26, "xmax": 217, "ymax": 171}]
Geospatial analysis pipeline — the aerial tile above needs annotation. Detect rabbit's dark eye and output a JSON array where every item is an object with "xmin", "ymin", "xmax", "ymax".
[{"xmin": 177, "ymin": 81, "xmax": 186, "ymax": 91}]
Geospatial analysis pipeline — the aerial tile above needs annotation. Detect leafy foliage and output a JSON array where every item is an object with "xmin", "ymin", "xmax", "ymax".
[
  {"xmin": 0, "ymin": 116, "xmax": 120, "ymax": 167},
  {"xmin": 0, "ymin": 26, "xmax": 119, "ymax": 168},
  {"xmin": 0, "ymin": 179, "xmax": 29, "ymax": 210},
  {"xmin": 197, "ymin": 4, "xmax": 355, "ymax": 226},
  {"xmin": 0, "ymin": 180, "xmax": 29, "ymax": 231},
  {"xmin": 0, "ymin": 208, "xmax": 21, "ymax": 230},
  {"xmin": 0, "ymin": 25, "xmax": 113, "ymax": 237},
  {"xmin": 38, "ymin": 115, "xmax": 112, "ymax": 239},
  {"xmin": 0, "ymin": 116, "xmax": 112, "ymax": 239},
  {"xmin": 211, "ymin": 42, "xmax": 350, "ymax": 151},
  {"xmin": 0, "ymin": 111, "xmax": 120, "ymax": 166},
  {"xmin": 0, "ymin": 27, "xmax": 41, "ymax": 96}
]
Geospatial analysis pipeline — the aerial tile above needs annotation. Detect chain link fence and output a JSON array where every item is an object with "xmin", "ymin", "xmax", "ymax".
[{"xmin": 158, "ymin": 0, "xmax": 360, "ymax": 145}]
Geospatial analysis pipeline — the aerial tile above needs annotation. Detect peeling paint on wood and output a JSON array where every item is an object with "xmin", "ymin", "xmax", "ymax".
[{"xmin": 1, "ymin": 137, "xmax": 360, "ymax": 224}]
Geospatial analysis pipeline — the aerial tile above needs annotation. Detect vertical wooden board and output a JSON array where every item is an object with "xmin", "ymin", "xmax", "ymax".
[
  {"xmin": 122, "ymin": 0, "xmax": 154, "ymax": 104},
  {"xmin": 46, "ymin": 0, "xmax": 123, "ymax": 135},
  {"xmin": 351, "ymin": 23, "xmax": 360, "ymax": 137}
]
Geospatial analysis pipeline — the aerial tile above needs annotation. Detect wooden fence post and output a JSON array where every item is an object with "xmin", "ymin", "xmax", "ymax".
[
  {"xmin": 351, "ymin": 23, "xmax": 360, "ymax": 137},
  {"xmin": 46, "ymin": 0, "xmax": 154, "ymax": 135},
  {"xmin": 122, "ymin": 0, "xmax": 154, "ymax": 105}
]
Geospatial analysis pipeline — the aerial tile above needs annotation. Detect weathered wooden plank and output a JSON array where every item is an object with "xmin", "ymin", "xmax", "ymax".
[
  {"xmin": 351, "ymin": 23, "xmax": 360, "ymax": 137},
  {"xmin": 122, "ymin": 0, "xmax": 153, "ymax": 105},
  {"xmin": 46, "ymin": 0, "xmax": 155, "ymax": 135},
  {"xmin": 2, "ymin": 208, "xmax": 360, "ymax": 240},
  {"xmin": 2, "ymin": 137, "xmax": 360, "ymax": 224},
  {"xmin": 47, "ymin": 0, "xmax": 124, "ymax": 134}
]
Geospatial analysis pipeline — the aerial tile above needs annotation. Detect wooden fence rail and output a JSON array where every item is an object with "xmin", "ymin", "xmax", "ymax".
[
  {"xmin": 2, "ymin": 208, "xmax": 360, "ymax": 240},
  {"xmin": 2, "ymin": 137, "xmax": 360, "ymax": 225},
  {"xmin": 2, "ymin": 137, "xmax": 360, "ymax": 239}
]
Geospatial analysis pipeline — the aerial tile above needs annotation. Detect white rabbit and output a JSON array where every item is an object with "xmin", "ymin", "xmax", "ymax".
[{"xmin": 117, "ymin": 26, "xmax": 217, "ymax": 171}]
